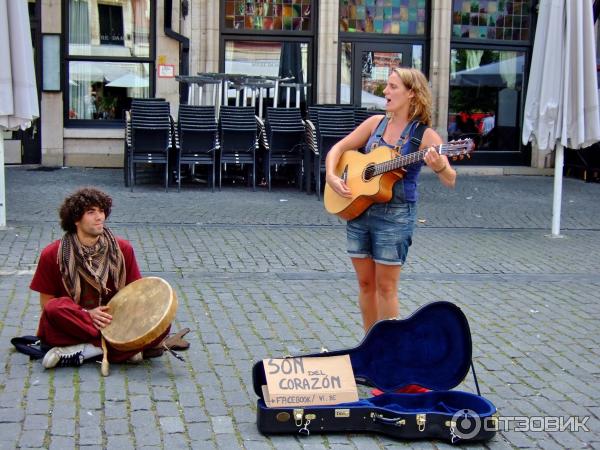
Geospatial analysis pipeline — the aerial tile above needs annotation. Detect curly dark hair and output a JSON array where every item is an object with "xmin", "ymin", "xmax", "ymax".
[{"xmin": 59, "ymin": 187, "xmax": 112, "ymax": 233}]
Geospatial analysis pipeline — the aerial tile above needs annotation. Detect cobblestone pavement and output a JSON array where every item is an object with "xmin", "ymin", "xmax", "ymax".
[{"xmin": 0, "ymin": 166, "xmax": 599, "ymax": 449}]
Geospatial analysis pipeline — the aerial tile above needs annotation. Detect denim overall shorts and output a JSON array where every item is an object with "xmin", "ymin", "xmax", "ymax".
[{"xmin": 346, "ymin": 118, "xmax": 425, "ymax": 265}]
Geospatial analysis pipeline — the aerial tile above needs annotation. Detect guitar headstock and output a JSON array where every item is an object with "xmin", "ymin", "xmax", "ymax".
[{"xmin": 439, "ymin": 138, "xmax": 475, "ymax": 160}]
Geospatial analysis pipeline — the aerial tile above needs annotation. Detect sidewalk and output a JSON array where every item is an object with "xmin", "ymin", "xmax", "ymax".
[{"xmin": 0, "ymin": 166, "xmax": 598, "ymax": 449}]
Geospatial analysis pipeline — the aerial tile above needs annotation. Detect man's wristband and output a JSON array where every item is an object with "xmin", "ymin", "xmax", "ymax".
[{"xmin": 434, "ymin": 164, "xmax": 448, "ymax": 174}]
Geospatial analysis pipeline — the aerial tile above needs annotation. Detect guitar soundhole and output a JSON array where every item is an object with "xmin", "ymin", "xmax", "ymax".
[{"xmin": 363, "ymin": 164, "xmax": 376, "ymax": 181}]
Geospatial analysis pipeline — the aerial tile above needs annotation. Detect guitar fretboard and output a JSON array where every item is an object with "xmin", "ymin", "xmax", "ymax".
[{"xmin": 369, "ymin": 145, "xmax": 451, "ymax": 177}]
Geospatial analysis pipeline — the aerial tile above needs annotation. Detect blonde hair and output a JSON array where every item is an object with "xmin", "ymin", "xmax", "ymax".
[{"xmin": 392, "ymin": 67, "xmax": 432, "ymax": 127}]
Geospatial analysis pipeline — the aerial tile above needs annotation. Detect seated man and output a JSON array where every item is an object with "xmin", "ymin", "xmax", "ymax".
[{"xmin": 30, "ymin": 187, "xmax": 188, "ymax": 369}]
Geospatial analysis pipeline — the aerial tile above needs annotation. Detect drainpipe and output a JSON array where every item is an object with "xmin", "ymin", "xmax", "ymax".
[{"xmin": 164, "ymin": 0, "xmax": 189, "ymax": 102}]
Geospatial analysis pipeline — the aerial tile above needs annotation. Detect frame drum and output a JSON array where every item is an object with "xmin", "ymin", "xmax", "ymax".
[{"xmin": 101, "ymin": 277, "xmax": 177, "ymax": 351}]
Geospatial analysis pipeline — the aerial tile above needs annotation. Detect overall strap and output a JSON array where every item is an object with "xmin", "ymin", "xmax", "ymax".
[
  {"xmin": 399, "ymin": 121, "xmax": 428, "ymax": 155},
  {"xmin": 368, "ymin": 115, "xmax": 389, "ymax": 150},
  {"xmin": 373, "ymin": 115, "xmax": 389, "ymax": 139}
]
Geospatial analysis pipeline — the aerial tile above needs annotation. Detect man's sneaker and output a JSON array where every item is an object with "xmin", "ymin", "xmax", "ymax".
[
  {"xmin": 127, "ymin": 352, "xmax": 143, "ymax": 364},
  {"xmin": 42, "ymin": 344, "xmax": 85, "ymax": 369}
]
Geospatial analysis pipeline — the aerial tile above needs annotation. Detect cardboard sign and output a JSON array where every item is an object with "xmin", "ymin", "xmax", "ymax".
[{"xmin": 262, "ymin": 355, "xmax": 358, "ymax": 407}]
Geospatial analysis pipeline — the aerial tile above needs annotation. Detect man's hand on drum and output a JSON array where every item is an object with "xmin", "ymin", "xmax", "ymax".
[{"xmin": 87, "ymin": 306, "xmax": 112, "ymax": 330}]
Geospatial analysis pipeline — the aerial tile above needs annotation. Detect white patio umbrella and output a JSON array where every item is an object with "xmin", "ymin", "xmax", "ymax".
[
  {"xmin": 0, "ymin": 0, "xmax": 39, "ymax": 228},
  {"xmin": 522, "ymin": 0, "xmax": 600, "ymax": 236},
  {"xmin": 106, "ymin": 72, "xmax": 149, "ymax": 88}
]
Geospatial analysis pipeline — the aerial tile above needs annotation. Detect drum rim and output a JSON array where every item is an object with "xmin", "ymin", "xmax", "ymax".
[{"xmin": 101, "ymin": 277, "xmax": 177, "ymax": 351}]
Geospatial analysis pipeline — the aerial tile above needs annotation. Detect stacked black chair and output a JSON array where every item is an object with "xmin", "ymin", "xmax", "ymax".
[
  {"xmin": 124, "ymin": 98, "xmax": 166, "ymax": 187},
  {"xmin": 129, "ymin": 99, "xmax": 173, "ymax": 192},
  {"xmin": 304, "ymin": 105, "xmax": 343, "ymax": 193},
  {"xmin": 264, "ymin": 107, "xmax": 305, "ymax": 191},
  {"xmin": 354, "ymin": 107, "xmax": 385, "ymax": 127},
  {"xmin": 219, "ymin": 106, "xmax": 258, "ymax": 190},
  {"xmin": 314, "ymin": 108, "xmax": 356, "ymax": 200},
  {"xmin": 176, "ymin": 105, "xmax": 219, "ymax": 192}
]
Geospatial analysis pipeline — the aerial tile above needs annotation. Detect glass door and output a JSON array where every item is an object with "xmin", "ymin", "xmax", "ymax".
[{"xmin": 351, "ymin": 43, "xmax": 412, "ymax": 109}]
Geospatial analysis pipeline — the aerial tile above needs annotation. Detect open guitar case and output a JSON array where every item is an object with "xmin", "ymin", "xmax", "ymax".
[{"xmin": 252, "ymin": 301, "xmax": 498, "ymax": 444}]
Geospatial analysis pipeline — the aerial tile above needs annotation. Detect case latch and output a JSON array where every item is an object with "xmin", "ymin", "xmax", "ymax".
[
  {"xmin": 416, "ymin": 414, "xmax": 427, "ymax": 432},
  {"xmin": 293, "ymin": 409, "xmax": 304, "ymax": 427}
]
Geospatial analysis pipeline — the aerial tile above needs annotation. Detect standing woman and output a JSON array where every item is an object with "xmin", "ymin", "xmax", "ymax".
[{"xmin": 326, "ymin": 68, "xmax": 456, "ymax": 332}]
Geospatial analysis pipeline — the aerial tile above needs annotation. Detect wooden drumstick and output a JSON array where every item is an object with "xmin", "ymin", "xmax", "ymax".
[{"xmin": 101, "ymin": 336, "xmax": 110, "ymax": 377}]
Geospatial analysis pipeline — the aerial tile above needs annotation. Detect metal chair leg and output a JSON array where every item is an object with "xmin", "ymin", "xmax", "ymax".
[
  {"xmin": 130, "ymin": 159, "xmax": 134, "ymax": 192},
  {"xmin": 211, "ymin": 158, "xmax": 215, "ymax": 193},
  {"xmin": 252, "ymin": 158, "xmax": 256, "ymax": 191},
  {"xmin": 177, "ymin": 158, "xmax": 181, "ymax": 193},
  {"xmin": 165, "ymin": 161, "xmax": 169, "ymax": 192}
]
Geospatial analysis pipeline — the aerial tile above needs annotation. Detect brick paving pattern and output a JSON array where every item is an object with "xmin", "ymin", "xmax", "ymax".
[{"xmin": 0, "ymin": 166, "xmax": 598, "ymax": 449}]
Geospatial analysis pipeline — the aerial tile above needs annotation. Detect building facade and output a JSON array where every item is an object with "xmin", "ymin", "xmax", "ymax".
[{"xmin": 8, "ymin": 0, "xmax": 547, "ymax": 168}]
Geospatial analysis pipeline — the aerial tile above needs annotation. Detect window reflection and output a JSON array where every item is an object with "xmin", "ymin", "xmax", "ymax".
[
  {"xmin": 449, "ymin": 48, "xmax": 525, "ymax": 151},
  {"xmin": 68, "ymin": 62, "xmax": 150, "ymax": 120},
  {"xmin": 340, "ymin": 43, "xmax": 352, "ymax": 104},
  {"xmin": 69, "ymin": 0, "xmax": 150, "ymax": 58},
  {"xmin": 224, "ymin": 40, "xmax": 309, "ymax": 105}
]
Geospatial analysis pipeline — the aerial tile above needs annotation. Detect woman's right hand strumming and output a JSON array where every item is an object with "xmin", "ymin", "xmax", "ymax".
[
  {"xmin": 326, "ymin": 173, "xmax": 352, "ymax": 198},
  {"xmin": 324, "ymin": 114, "xmax": 381, "ymax": 199}
]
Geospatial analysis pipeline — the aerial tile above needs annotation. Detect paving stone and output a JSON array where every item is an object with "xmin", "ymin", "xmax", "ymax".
[
  {"xmin": 104, "ymin": 418, "xmax": 130, "ymax": 435},
  {"xmin": 129, "ymin": 395, "xmax": 152, "ymax": 411},
  {"xmin": 211, "ymin": 415, "xmax": 235, "ymax": 434},
  {"xmin": 159, "ymin": 416, "xmax": 186, "ymax": 434},
  {"xmin": 18, "ymin": 429, "xmax": 46, "ymax": 448},
  {"xmin": 48, "ymin": 436, "xmax": 76, "ymax": 450},
  {"xmin": 105, "ymin": 435, "xmax": 135, "ymax": 450},
  {"xmin": 50, "ymin": 418, "xmax": 75, "ymax": 437}
]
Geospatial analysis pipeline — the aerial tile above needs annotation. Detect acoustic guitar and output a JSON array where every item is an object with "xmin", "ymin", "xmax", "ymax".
[{"xmin": 324, "ymin": 139, "xmax": 475, "ymax": 220}]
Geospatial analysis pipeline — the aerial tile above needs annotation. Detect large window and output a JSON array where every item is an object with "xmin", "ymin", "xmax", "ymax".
[
  {"xmin": 223, "ymin": 40, "xmax": 310, "ymax": 107},
  {"xmin": 66, "ymin": 0, "xmax": 153, "ymax": 124},
  {"xmin": 448, "ymin": 48, "xmax": 525, "ymax": 152},
  {"xmin": 448, "ymin": 1, "xmax": 534, "ymax": 163},
  {"xmin": 340, "ymin": 43, "xmax": 422, "ymax": 107},
  {"xmin": 338, "ymin": 1, "xmax": 428, "ymax": 106},
  {"xmin": 220, "ymin": 2, "xmax": 315, "ymax": 109}
]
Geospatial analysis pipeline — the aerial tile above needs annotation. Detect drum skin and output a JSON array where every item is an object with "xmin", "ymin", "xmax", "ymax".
[{"xmin": 101, "ymin": 277, "xmax": 177, "ymax": 351}]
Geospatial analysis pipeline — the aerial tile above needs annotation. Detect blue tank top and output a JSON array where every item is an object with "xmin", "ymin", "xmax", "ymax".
[{"xmin": 364, "ymin": 116, "xmax": 425, "ymax": 203}]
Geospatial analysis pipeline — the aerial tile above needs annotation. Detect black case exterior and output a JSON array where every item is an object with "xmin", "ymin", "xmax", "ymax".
[{"xmin": 252, "ymin": 301, "xmax": 498, "ymax": 444}]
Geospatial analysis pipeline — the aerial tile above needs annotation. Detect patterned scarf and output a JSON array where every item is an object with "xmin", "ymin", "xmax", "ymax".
[{"xmin": 58, "ymin": 227, "xmax": 126, "ymax": 304}]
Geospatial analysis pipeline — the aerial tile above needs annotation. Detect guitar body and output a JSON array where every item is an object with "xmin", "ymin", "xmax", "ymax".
[{"xmin": 324, "ymin": 147, "xmax": 406, "ymax": 221}]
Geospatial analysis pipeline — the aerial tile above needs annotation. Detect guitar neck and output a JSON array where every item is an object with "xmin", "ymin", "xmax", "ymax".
[{"xmin": 372, "ymin": 147, "xmax": 433, "ymax": 176}]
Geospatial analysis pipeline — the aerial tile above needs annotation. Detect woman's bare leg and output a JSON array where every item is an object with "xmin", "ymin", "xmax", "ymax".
[{"xmin": 351, "ymin": 257, "xmax": 377, "ymax": 332}]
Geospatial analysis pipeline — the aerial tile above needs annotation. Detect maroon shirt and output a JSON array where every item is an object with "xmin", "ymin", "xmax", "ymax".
[{"xmin": 30, "ymin": 238, "xmax": 142, "ymax": 310}]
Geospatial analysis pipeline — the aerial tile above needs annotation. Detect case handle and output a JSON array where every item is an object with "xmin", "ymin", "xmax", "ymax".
[{"xmin": 370, "ymin": 412, "xmax": 406, "ymax": 427}]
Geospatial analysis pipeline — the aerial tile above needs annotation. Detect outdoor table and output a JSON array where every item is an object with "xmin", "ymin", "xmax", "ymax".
[
  {"xmin": 242, "ymin": 80, "xmax": 275, "ymax": 118},
  {"xmin": 175, "ymin": 75, "xmax": 220, "ymax": 106},
  {"xmin": 279, "ymin": 82, "xmax": 312, "ymax": 108}
]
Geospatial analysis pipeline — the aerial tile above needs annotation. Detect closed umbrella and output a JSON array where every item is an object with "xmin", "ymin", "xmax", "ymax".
[
  {"xmin": 522, "ymin": 0, "xmax": 600, "ymax": 236},
  {"xmin": 0, "ymin": 0, "xmax": 39, "ymax": 228}
]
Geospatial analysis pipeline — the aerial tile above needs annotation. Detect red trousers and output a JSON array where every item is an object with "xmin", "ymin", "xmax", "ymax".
[{"xmin": 37, "ymin": 297, "xmax": 169, "ymax": 363}]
